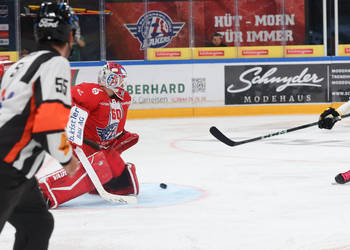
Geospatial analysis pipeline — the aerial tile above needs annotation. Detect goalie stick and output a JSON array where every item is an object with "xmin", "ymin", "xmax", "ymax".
[
  {"xmin": 75, "ymin": 147, "xmax": 137, "ymax": 204},
  {"xmin": 210, "ymin": 113, "xmax": 350, "ymax": 147}
]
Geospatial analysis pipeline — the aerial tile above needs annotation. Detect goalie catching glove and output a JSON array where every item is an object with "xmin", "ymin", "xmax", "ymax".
[
  {"xmin": 318, "ymin": 107, "xmax": 341, "ymax": 130},
  {"xmin": 112, "ymin": 130, "xmax": 139, "ymax": 154}
]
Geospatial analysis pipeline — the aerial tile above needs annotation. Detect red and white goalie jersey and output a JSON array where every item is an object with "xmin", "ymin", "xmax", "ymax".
[{"xmin": 72, "ymin": 83, "xmax": 132, "ymax": 156}]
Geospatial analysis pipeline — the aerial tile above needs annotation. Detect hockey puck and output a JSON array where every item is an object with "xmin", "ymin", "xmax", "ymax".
[{"xmin": 160, "ymin": 183, "xmax": 167, "ymax": 189}]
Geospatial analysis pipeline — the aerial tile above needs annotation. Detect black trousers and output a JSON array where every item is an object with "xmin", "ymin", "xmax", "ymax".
[{"xmin": 0, "ymin": 164, "xmax": 54, "ymax": 250}]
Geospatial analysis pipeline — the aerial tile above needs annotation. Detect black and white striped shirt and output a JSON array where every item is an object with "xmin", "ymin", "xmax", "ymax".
[{"xmin": 0, "ymin": 47, "xmax": 72, "ymax": 178}]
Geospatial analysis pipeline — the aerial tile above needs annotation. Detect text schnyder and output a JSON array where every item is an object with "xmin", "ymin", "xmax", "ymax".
[{"xmin": 227, "ymin": 67, "xmax": 324, "ymax": 93}]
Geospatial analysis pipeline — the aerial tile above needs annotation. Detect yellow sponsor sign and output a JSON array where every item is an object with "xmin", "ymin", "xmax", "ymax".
[
  {"xmin": 193, "ymin": 47, "xmax": 236, "ymax": 59},
  {"xmin": 128, "ymin": 104, "xmax": 331, "ymax": 119},
  {"xmin": 238, "ymin": 46, "xmax": 283, "ymax": 58},
  {"xmin": 147, "ymin": 45, "xmax": 326, "ymax": 60},
  {"xmin": 285, "ymin": 45, "xmax": 324, "ymax": 57},
  {"xmin": 0, "ymin": 51, "xmax": 19, "ymax": 62},
  {"xmin": 147, "ymin": 48, "xmax": 192, "ymax": 60},
  {"xmin": 148, "ymin": 45, "xmax": 326, "ymax": 60},
  {"xmin": 338, "ymin": 44, "xmax": 350, "ymax": 56}
]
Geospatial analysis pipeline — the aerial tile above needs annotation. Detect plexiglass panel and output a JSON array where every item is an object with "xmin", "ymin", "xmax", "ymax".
[
  {"xmin": 338, "ymin": 0, "xmax": 350, "ymax": 45},
  {"xmin": 237, "ymin": 0, "xmax": 286, "ymax": 47},
  {"xmin": 281, "ymin": 0, "xmax": 307, "ymax": 46},
  {"xmin": 20, "ymin": 0, "xmax": 43, "ymax": 56},
  {"xmin": 16, "ymin": 0, "xmax": 332, "ymax": 60},
  {"xmin": 304, "ymin": 0, "xmax": 325, "ymax": 46},
  {"xmin": 75, "ymin": 12, "xmax": 100, "ymax": 61},
  {"xmin": 192, "ymin": 0, "xmax": 236, "ymax": 47},
  {"xmin": 106, "ymin": 0, "xmax": 145, "ymax": 60},
  {"xmin": 106, "ymin": 0, "xmax": 190, "ymax": 60},
  {"xmin": 20, "ymin": 0, "xmax": 100, "ymax": 61}
]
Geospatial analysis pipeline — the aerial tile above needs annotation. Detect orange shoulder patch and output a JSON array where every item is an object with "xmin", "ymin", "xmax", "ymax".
[{"xmin": 59, "ymin": 132, "xmax": 71, "ymax": 155}]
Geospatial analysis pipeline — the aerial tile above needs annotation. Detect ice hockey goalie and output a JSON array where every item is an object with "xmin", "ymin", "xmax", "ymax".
[{"xmin": 38, "ymin": 62, "xmax": 140, "ymax": 208}]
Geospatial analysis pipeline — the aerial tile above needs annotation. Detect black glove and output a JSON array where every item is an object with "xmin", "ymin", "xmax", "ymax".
[{"xmin": 318, "ymin": 107, "xmax": 341, "ymax": 129}]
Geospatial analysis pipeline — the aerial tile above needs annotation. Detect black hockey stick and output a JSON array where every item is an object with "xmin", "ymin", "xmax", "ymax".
[
  {"xmin": 83, "ymin": 138, "xmax": 101, "ymax": 150},
  {"xmin": 83, "ymin": 131, "xmax": 126, "ymax": 150},
  {"xmin": 210, "ymin": 113, "xmax": 350, "ymax": 147}
]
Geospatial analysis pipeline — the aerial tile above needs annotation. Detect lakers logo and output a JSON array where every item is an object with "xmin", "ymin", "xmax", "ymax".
[{"xmin": 125, "ymin": 11, "xmax": 185, "ymax": 49}]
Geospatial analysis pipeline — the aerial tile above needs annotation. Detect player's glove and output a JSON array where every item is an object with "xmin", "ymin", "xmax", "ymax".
[
  {"xmin": 318, "ymin": 107, "xmax": 341, "ymax": 129},
  {"xmin": 111, "ymin": 131, "xmax": 139, "ymax": 154}
]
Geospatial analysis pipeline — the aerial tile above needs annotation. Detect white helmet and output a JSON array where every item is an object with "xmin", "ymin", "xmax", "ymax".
[{"xmin": 98, "ymin": 62, "xmax": 127, "ymax": 99}]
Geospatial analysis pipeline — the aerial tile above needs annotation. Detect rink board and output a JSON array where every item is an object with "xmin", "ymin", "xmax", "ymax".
[{"xmin": 71, "ymin": 57, "xmax": 350, "ymax": 118}]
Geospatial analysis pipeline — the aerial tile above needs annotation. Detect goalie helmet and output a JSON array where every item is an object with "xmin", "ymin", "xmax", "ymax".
[
  {"xmin": 34, "ymin": 2, "xmax": 78, "ymax": 43},
  {"xmin": 98, "ymin": 62, "xmax": 128, "ymax": 100}
]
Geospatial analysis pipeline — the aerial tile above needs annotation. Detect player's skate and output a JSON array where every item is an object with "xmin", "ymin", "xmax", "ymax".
[{"xmin": 335, "ymin": 170, "xmax": 350, "ymax": 184}]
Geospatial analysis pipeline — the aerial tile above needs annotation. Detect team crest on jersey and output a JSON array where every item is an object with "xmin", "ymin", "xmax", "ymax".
[
  {"xmin": 92, "ymin": 88, "xmax": 103, "ymax": 95},
  {"xmin": 96, "ymin": 100, "xmax": 123, "ymax": 141},
  {"xmin": 125, "ymin": 11, "xmax": 185, "ymax": 49},
  {"xmin": 0, "ymin": 89, "xmax": 14, "ymax": 110},
  {"xmin": 96, "ymin": 123, "xmax": 118, "ymax": 141}
]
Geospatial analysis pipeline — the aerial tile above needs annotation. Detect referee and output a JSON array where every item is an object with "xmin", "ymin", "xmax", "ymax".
[{"xmin": 0, "ymin": 2, "xmax": 79, "ymax": 249}]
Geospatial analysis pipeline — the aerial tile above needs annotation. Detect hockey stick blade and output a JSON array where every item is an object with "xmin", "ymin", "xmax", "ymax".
[
  {"xmin": 209, "ymin": 126, "xmax": 237, "ymax": 146},
  {"xmin": 75, "ymin": 147, "xmax": 137, "ymax": 204},
  {"xmin": 210, "ymin": 113, "xmax": 350, "ymax": 147}
]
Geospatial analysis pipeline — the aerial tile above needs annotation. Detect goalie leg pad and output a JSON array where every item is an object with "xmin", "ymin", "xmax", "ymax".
[
  {"xmin": 38, "ymin": 151, "xmax": 113, "ymax": 208},
  {"xmin": 103, "ymin": 163, "xmax": 139, "ymax": 195},
  {"xmin": 104, "ymin": 148, "xmax": 126, "ymax": 178}
]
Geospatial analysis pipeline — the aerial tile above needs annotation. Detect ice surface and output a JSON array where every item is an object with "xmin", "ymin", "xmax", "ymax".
[
  {"xmin": 59, "ymin": 183, "xmax": 204, "ymax": 209},
  {"xmin": 2, "ymin": 114, "xmax": 350, "ymax": 250}
]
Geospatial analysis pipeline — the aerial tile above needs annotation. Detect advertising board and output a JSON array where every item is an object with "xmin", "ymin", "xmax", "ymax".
[
  {"xmin": 72, "ymin": 58, "xmax": 350, "ymax": 118},
  {"xmin": 330, "ymin": 63, "xmax": 350, "ymax": 102},
  {"xmin": 224, "ymin": 64, "xmax": 329, "ymax": 105}
]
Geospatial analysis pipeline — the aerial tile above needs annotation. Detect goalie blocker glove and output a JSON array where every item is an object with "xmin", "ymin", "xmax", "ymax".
[{"xmin": 318, "ymin": 107, "xmax": 341, "ymax": 130}]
